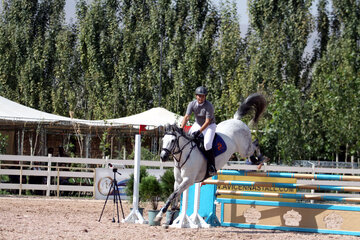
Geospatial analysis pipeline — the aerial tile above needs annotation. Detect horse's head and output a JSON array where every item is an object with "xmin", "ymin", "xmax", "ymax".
[{"xmin": 160, "ymin": 124, "xmax": 183, "ymax": 161}]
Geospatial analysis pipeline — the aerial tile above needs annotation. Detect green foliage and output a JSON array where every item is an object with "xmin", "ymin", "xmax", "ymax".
[
  {"xmin": 262, "ymin": 85, "xmax": 305, "ymax": 164},
  {"xmin": 248, "ymin": 0, "xmax": 313, "ymax": 93},
  {"xmin": 0, "ymin": 133, "xmax": 9, "ymax": 154},
  {"xmin": 139, "ymin": 175, "xmax": 162, "ymax": 210},
  {"xmin": 125, "ymin": 166, "xmax": 149, "ymax": 200},
  {"xmin": 99, "ymin": 131, "xmax": 111, "ymax": 158},
  {"xmin": 128, "ymin": 147, "xmax": 158, "ymax": 161},
  {"xmin": 0, "ymin": 0, "xmax": 359, "ymax": 162},
  {"xmin": 160, "ymin": 168, "xmax": 175, "ymax": 200}
]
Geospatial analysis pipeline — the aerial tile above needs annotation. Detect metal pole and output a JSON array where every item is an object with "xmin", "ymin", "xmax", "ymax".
[
  {"xmin": 308, "ymin": 161, "xmax": 315, "ymax": 203},
  {"xmin": 46, "ymin": 154, "xmax": 52, "ymax": 196},
  {"xmin": 122, "ymin": 134, "xmax": 145, "ymax": 224}
]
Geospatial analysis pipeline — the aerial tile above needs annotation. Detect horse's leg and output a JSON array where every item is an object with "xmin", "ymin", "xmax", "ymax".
[
  {"xmin": 154, "ymin": 170, "xmax": 181, "ymax": 224},
  {"xmin": 154, "ymin": 177, "xmax": 193, "ymax": 224},
  {"xmin": 165, "ymin": 180, "xmax": 181, "ymax": 225},
  {"xmin": 250, "ymin": 139, "xmax": 269, "ymax": 170},
  {"xmin": 165, "ymin": 167, "xmax": 181, "ymax": 225}
]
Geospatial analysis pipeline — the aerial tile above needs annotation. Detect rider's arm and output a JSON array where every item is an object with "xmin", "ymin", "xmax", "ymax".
[
  {"xmin": 199, "ymin": 118, "xmax": 211, "ymax": 133},
  {"xmin": 180, "ymin": 114, "xmax": 190, "ymax": 128}
]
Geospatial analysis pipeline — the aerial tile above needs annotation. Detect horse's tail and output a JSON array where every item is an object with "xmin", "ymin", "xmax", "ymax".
[{"xmin": 234, "ymin": 93, "xmax": 267, "ymax": 125}]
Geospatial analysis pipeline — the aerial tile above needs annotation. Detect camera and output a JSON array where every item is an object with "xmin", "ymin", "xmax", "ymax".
[{"xmin": 108, "ymin": 163, "xmax": 125, "ymax": 170}]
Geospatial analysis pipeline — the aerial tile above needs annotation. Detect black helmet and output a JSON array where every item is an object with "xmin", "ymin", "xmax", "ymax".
[{"xmin": 195, "ymin": 86, "xmax": 208, "ymax": 95}]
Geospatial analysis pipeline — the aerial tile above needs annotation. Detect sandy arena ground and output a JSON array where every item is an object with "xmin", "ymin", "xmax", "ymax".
[{"xmin": 0, "ymin": 196, "xmax": 359, "ymax": 240}]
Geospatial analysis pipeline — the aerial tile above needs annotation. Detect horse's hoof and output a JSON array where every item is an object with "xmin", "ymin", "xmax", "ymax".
[{"xmin": 162, "ymin": 224, "xmax": 169, "ymax": 229}]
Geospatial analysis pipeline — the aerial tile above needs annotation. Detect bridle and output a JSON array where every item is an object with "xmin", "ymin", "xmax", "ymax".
[{"xmin": 162, "ymin": 130, "xmax": 197, "ymax": 168}]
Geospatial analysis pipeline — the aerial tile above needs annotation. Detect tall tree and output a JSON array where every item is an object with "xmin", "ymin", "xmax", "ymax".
[
  {"xmin": 210, "ymin": 1, "xmax": 246, "ymax": 122},
  {"xmin": 247, "ymin": 0, "xmax": 313, "ymax": 94},
  {"xmin": 0, "ymin": 0, "xmax": 66, "ymax": 112},
  {"xmin": 309, "ymin": 0, "xmax": 360, "ymax": 161},
  {"xmin": 52, "ymin": 24, "xmax": 82, "ymax": 118},
  {"xmin": 77, "ymin": 0, "xmax": 122, "ymax": 119}
]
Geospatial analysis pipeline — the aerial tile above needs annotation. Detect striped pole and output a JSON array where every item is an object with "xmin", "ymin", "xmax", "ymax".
[
  {"xmin": 217, "ymin": 190, "xmax": 360, "ymax": 203},
  {"xmin": 218, "ymin": 170, "xmax": 360, "ymax": 182},
  {"xmin": 204, "ymin": 179, "xmax": 360, "ymax": 192}
]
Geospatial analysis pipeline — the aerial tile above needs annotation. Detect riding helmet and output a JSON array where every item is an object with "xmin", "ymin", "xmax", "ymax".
[{"xmin": 195, "ymin": 86, "xmax": 208, "ymax": 95}]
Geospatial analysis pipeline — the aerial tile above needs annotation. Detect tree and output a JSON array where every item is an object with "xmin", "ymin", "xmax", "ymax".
[
  {"xmin": 211, "ymin": 1, "xmax": 247, "ymax": 121},
  {"xmin": 247, "ymin": 0, "xmax": 313, "ymax": 94},
  {"xmin": 309, "ymin": 0, "xmax": 360, "ymax": 161},
  {"xmin": 262, "ymin": 84, "xmax": 306, "ymax": 164},
  {"xmin": 77, "ymin": 0, "xmax": 122, "ymax": 119}
]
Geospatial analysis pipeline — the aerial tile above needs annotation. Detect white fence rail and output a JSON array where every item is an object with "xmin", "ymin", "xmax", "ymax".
[
  {"xmin": 1, "ymin": 154, "xmax": 360, "ymax": 198},
  {"xmin": 0, "ymin": 154, "xmax": 173, "ymax": 197}
]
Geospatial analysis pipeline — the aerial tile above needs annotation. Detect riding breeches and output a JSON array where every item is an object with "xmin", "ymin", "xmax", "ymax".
[{"xmin": 189, "ymin": 122, "xmax": 216, "ymax": 151}]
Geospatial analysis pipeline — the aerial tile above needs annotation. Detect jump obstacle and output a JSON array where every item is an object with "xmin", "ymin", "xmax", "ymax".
[
  {"xmin": 116, "ymin": 136, "xmax": 360, "ymax": 235},
  {"xmin": 177, "ymin": 169, "xmax": 360, "ymax": 236},
  {"xmin": 122, "ymin": 135, "xmax": 146, "ymax": 224}
]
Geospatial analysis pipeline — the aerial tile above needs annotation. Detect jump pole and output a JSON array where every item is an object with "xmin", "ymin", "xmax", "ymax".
[
  {"xmin": 207, "ymin": 170, "xmax": 360, "ymax": 235},
  {"xmin": 122, "ymin": 134, "xmax": 146, "ymax": 224},
  {"xmin": 218, "ymin": 169, "xmax": 360, "ymax": 181},
  {"xmin": 217, "ymin": 189, "xmax": 360, "ymax": 203},
  {"xmin": 204, "ymin": 179, "xmax": 360, "ymax": 192}
]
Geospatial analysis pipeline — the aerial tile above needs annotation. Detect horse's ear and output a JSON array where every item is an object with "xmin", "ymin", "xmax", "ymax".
[
  {"xmin": 171, "ymin": 124, "xmax": 177, "ymax": 132},
  {"xmin": 164, "ymin": 123, "xmax": 171, "ymax": 132}
]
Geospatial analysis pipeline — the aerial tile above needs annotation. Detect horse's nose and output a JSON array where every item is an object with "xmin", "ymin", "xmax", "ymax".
[{"xmin": 160, "ymin": 151, "xmax": 169, "ymax": 161}]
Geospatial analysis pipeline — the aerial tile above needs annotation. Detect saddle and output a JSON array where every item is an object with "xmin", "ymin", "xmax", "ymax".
[
  {"xmin": 193, "ymin": 133, "xmax": 227, "ymax": 181},
  {"xmin": 193, "ymin": 133, "xmax": 227, "ymax": 158}
]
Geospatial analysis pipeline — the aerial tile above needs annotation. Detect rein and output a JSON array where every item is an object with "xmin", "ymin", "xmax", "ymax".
[{"xmin": 163, "ymin": 131, "xmax": 197, "ymax": 169}]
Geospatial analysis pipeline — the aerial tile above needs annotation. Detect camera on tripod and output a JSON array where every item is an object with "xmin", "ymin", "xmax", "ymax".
[
  {"xmin": 99, "ymin": 163, "xmax": 125, "ymax": 223},
  {"xmin": 108, "ymin": 163, "xmax": 125, "ymax": 171}
]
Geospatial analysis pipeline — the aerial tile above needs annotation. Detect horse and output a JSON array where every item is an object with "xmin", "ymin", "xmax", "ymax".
[{"xmin": 154, "ymin": 93, "xmax": 267, "ymax": 225}]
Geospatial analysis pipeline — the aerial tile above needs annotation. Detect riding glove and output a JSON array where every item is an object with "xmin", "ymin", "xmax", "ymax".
[{"xmin": 192, "ymin": 130, "xmax": 201, "ymax": 138}]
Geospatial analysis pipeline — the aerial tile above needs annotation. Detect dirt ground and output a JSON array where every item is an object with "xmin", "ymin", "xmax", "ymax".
[{"xmin": 0, "ymin": 196, "xmax": 359, "ymax": 240}]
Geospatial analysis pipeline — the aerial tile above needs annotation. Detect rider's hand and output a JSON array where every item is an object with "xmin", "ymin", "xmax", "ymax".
[{"xmin": 192, "ymin": 130, "xmax": 201, "ymax": 138}]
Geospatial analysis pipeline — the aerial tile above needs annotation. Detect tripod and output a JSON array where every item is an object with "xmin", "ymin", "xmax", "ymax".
[{"xmin": 98, "ymin": 168, "xmax": 125, "ymax": 223}]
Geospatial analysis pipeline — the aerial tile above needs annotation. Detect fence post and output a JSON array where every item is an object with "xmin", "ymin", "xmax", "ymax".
[
  {"xmin": 308, "ymin": 161, "xmax": 315, "ymax": 204},
  {"xmin": 122, "ymin": 134, "xmax": 145, "ymax": 224},
  {"xmin": 46, "ymin": 154, "xmax": 52, "ymax": 196},
  {"xmin": 104, "ymin": 156, "xmax": 109, "ymax": 168},
  {"xmin": 19, "ymin": 165, "xmax": 23, "ymax": 196},
  {"xmin": 57, "ymin": 167, "xmax": 60, "ymax": 197}
]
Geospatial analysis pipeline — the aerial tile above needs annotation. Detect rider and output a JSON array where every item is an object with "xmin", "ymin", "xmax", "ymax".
[{"xmin": 180, "ymin": 86, "xmax": 217, "ymax": 176}]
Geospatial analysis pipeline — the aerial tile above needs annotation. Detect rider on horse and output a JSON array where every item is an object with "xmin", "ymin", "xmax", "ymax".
[{"xmin": 180, "ymin": 86, "xmax": 217, "ymax": 176}]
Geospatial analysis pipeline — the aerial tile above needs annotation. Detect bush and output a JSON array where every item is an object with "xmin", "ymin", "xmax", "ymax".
[
  {"xmin": 139, "ymin": 176, "xmax": 162, "ymax": 210},
  {"xmin": 125, "ymin": 166, "xmax": 149, "ymax": 201},
  {"xmin": 160, "ymin": 169, "xmax": 175, "ymax": 201}
]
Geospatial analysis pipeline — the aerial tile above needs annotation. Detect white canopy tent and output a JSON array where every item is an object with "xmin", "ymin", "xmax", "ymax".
[
  {"xmin": 94, "ymin": 107, "xmax": 183, "ymax": 128},
  {"xmin": 0, "ymin": 96, "xmax": 77, "ymax": 124},
  {"xmin": 0, "ymin": 95, "xmax": 183, "ymax": 156},
  {"xmin": 0, "ymin": 96, "xmax": 182, "ymax": 127}
]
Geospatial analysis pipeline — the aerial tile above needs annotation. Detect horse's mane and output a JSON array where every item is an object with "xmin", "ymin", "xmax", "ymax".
[
  {"xmin": 164, "ymin": 124, "xmax": 193, "ymax": 140},
  {"xmin": 234, "ymin": 93, "xmax": 267, "ymax": 124}
]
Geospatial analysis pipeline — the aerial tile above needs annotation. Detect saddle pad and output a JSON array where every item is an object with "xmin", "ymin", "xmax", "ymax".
[{"xmin": 213, "ymin": 134, "xmax": 227, "ymax": 157}]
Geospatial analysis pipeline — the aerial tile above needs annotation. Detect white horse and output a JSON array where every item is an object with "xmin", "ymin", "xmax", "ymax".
[{"xmin": 155, "ymin": 93, "xmax": 267, "ymax": 225}]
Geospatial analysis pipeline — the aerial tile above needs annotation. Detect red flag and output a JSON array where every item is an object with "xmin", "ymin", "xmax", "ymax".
[{"xmin": 139, "ymin": 125, "xmax": 147, "ymax": 134}]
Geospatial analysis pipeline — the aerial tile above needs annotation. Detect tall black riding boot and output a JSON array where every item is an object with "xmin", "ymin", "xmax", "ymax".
[{"xmin": 205, "ymin": 149, "xmax": 217, "ymax": 176}]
